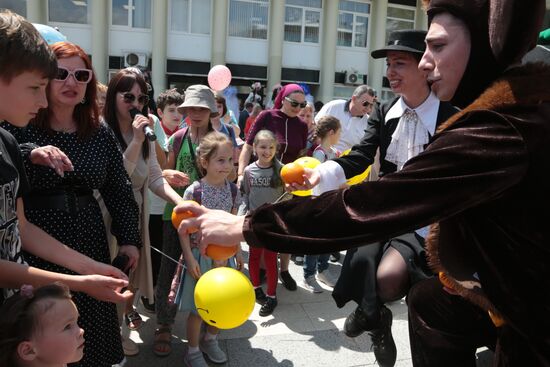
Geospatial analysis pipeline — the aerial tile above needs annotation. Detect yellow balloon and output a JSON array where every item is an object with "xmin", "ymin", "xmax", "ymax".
[
  {"xmin": 292, "ymin": 156, "xmax": 321, "ymax": 196},
  {"xmin": 194, "ymin": 267, "xmax": 255, "ymax": 329},
  {"xmin": 340, "ymin": 149, "xmax": 371, "ymax": 185}
]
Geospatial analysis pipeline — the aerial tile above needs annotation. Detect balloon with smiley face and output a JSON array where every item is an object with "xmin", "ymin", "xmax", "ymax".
[{"xmin": 194, "ymin": 267, "xmax": 255, "ymax": 329}]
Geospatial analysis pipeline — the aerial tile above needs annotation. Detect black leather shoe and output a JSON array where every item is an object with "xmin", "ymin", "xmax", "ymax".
[
  {"xmin": 280, "ymin": 270, "xmax": 297, "ymax": 291},
  {"xmin": 259, "ymin": 297, "xmax": 278, "ymax": 316},
  {"xmin": 344, "ymin": 306, "xmax": 371, "ymax": 337},
  {"xmin": 369, "ymin": 306, "xmax": 397, "ymax": 367},
  {"xmin": 254, "ymin": 287, "xmax": 267, "ymax": 304}
]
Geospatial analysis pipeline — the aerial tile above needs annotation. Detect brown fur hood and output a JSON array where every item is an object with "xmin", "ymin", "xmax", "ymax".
[{"xmin": 427, "ymin": 62, "xmax": 550, "ymax": 326}]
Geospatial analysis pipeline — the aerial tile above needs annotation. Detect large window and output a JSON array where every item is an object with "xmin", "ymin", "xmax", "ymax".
[
  {"xmin": 228, "ymin": 0, "xmax": 269, "ymax": 39},
  {"xmin": 0, "ymin": 0, "xmax": 26, "ymax": 17},
  {"xmin": 112, "ymin": 0, "xmax": 151, "ymax": 29},
  {"xmin": 49, "ymin": 0, "xmax": 89, "ymax": 24},
  {"xmin": 385, "ymin": 5, "xmax": 415, "ymax": 42},
  {"xmin": 337, "ymin": 0, "xmax": 370, "ymax": 48},
  {"xmin": 284, "ymin": 0, "xmax": 322, "ymax": 44},
  {"xmin": 171, "ymin": 0, "xmax": 211, "ymax": 34}
]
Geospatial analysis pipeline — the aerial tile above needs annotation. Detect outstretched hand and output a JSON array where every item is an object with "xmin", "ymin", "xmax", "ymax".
[
  {"xmin": 284, "ymin": 167, "xmax": 320, "ymax": 192},
  {"xmin": 174, "ymin": 202, "xmax": 246, "ymax": 252},
  {"xmin": 78, "ymin": 274, "xmax": 133, "ymax": 303}
]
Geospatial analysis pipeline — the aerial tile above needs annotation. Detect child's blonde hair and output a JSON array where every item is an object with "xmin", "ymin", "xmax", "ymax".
[
  {"xmin": 97, "ymin": 82, "xmax": 108, "ymax": 95},
  {"xmin": 314, "ymin": 115, "xmax": 341, "ymax": 140},
  {"xmin": 196, "ymin": 131, "xmax": 233, "ymax": 176},
  {"xmin": 252, "ymin": 130, "xmax": 283, "ymax": 188}
]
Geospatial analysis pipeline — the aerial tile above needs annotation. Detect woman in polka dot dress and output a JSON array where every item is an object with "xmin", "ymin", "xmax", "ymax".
[{"xmin": 4, "ymin": 42, "xmax": 141, "ymax": 367}]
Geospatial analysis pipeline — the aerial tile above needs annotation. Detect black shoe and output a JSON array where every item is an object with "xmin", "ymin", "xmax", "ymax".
[
  {"xmin": 329, "ymin": 252, "xmax": 341, "ymax": 262},
  {"xmin": 259, "ymin": 297, "xmax": 278, "ymax": 316},
  {"xmin": 369, "ymin": 306, "xmax": 397, "ymax": 367},
  {"xmin": 344, "ymin": 306, "xmax": 371, "ymax": 337},
  {"xmin": 254, "ymin": 287, "xmax": 267, "ymax": 304},
  {"xmin": 280, "ymin": 271, "xmax": 297, "ymax": 291},
  {"xmin": 294, "ymin": 255, "xmax": 304, "ymax": 265},
  {"xmin": 141, "ymin": 296, "xmax": 155, "ymax": 313}
]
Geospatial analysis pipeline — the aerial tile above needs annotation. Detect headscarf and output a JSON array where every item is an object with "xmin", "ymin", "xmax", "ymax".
[
  {"xmin": 273, "ymin": 84, "xmax": 304, "ymax": 110},
  {"xmin": 424, "ymin": 0, "xmax": 545, "ymax": 107}
]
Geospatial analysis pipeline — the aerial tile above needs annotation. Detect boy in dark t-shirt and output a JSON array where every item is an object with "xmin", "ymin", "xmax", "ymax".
[{"xmin": 0, "ymin": 9, "xmax": 130, "ymax": 304}]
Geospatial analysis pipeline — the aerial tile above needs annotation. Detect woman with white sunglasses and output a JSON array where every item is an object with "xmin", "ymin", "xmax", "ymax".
[{"xmin": 2, "ymin": 41, "xmax": 142, "ymax": 367}]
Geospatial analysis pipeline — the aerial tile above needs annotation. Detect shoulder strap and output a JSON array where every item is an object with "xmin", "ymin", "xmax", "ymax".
[
  {"xmin": 172, "ymin": 126, "xmax": 188, "ymax": 158},
  {"xmin": 192, "ymin": 180, "xmax": 202, "ymax": 204}
]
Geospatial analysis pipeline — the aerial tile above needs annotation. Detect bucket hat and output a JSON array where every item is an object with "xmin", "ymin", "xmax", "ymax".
[
  {"xmin": 371, "ymin": 30, "xmax": 427, "ymax": 59},
  {"xmin": 177, "ymin": 84, "xmax": 218, "ymax": 117}
]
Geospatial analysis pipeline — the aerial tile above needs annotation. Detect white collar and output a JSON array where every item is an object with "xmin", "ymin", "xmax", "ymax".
[{"xmin": 385, "ymin": 92, "xmax": 440, "ymax": 135}]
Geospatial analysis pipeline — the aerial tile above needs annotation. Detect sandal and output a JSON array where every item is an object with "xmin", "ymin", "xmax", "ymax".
[
  {"xmin": 153, "ymin": 326, "xmax": 172, "ymax": 357},
  {"xmin": 124, "ymin": 310, "xmax": 143, "ymax": 331}
]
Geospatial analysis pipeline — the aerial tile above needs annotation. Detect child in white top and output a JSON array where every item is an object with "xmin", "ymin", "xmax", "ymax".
[
  {"xmin": 174, "ymin": 132, "xmax": 242, "ymax": 366},
  {"xmin": 312, "ymin": 115, "xmax": 342, "ymax": 163},
  {"xmin": 0, "ymin": 283, "xmax": 85, "ymax": 367},
  {"xmin": 304, "ymin": 115, "xmax": 342, "ymax": 293}
]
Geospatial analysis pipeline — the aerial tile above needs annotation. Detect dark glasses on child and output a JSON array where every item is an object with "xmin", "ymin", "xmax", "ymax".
[
  {"xmin": 120, "ymin": 92, "xmax": 149, "ymax": 105},
  {"xmin": 285, "ymin": 97, "xmax": 307, "ymax": 109},
  {"xmin": 55, "ymin": 67, "xmax": 93, "ymax": 84}
]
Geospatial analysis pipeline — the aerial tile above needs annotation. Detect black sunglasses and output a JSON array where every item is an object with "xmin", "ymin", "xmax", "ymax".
[
  {"xmin": 362, "ymin": 99, "xmax": 373, "ymax": 108},
  {"xmin": 285, "ymin": 97, "xmax": 307, "ymax": 109},
  {"xmin": 55, "ymin": 67, "xmax": 92, "ymax": 84},
  {"xmin": 120, "ymin": 92, "xmax": 149, "ymax": 105}
]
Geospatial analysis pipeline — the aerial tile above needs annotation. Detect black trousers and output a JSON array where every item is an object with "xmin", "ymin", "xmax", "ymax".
[
  {"xmin": 408, "ymin": 277, "xmax": 550, "ymax": 367},
  {"xmin": 148, "ymin": 214, "xmax": 164, "ymax": 287}
]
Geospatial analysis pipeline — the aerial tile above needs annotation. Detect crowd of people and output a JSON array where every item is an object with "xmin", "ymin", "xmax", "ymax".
[{"xmin": 1, "ymin": 1, "xmax": 549, "ymax": 367}]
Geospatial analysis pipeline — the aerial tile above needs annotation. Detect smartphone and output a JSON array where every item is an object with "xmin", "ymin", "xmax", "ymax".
[{"xmin": 111, "ymin": 254, "xmax": 130, "ymax": 276}]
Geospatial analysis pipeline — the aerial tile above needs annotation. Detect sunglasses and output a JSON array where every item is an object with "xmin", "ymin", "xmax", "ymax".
[
  {"xmin": 55, "ymin": 67, "xmax": 93, "ymax": 84},
  {"xmin": 362, "ymin": 100, "xmax": 373, "ymax": 108},
  {"xmin": 120, "ymin": 92, "xmax": 149, "ymax": 105},
  {"xmin": 285, "ymin": 97, "xmax": 307, "ymax": 109}
]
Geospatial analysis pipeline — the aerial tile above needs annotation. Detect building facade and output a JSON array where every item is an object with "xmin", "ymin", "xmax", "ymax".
[{"xmin": 2, "ymin": 0, "xmax": 549, "ymax": 104}]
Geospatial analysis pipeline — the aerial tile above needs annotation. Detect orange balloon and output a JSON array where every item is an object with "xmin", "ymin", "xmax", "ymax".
[
  {"xmin": 171, "ymin": 200, "xmax": 200, "ymax": 233},
  {"xmin": 280, "ymin": 162, "xmax": 305, "ymax": 185},
  {"xmin": 206, "ymin": 244, "xmax": 238, "ymax": 261}
]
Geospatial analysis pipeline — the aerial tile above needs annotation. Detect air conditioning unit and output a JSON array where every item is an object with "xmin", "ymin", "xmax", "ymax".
[
  {"xmin": 345, "ymin": 69, "xmax": 366, "ymax": 85},
  {"xmin": 123, "ymin": 51, "xmax": 149, "ymax": 68}
]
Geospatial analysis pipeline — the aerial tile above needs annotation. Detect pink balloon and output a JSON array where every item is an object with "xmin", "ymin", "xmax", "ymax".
[{"xmin": 208, "ymin": 65, "xmax": 232, "ymax": 91}]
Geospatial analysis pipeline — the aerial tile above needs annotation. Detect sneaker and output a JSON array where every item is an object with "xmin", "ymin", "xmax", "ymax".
[
  {"xmin": 369, "ymin": 306, "xmax": 397, "ymax": 367},
  {"xmin": 254, "ymin": 287, "xmax": 267, "ymax": 304},
  {"xmin": 199, "ymin": 339, "xmax": 227, "ymax": 363},
  {"xmin": 330, "ymin": 252, "xmax": 341, "ymax": 262},
  {"xmin": 184, "ymin": 350, "xmax": 208, "ymax": 367},
  {"xmin": 344, "ymin": 306, "xmax": 371, "ymax": 338},
  {"xmin": 280, "ymin": 270, "xmax": 297, "ymax": 291},
  {"xmin": 121, "ymin": 336, "xmax": 139, "ymax": 356},
  {"xmin": 317, "ymin": 270, "xmax": 337, "ymax": 288},
  {"xmin": 303, "ymin": 275, "xmax": 323, "ymax": 293},
  {"xmin": 259, "ymin": 297, "xmax": 278, "ymax": 316},
  {"xmin": 294, "ymin": 255, "xmax": 304, "ymax": 265}
]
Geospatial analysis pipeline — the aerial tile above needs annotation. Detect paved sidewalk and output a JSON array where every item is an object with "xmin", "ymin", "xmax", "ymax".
[{"xmin": 125, "ymin": 245, "xmax": 493, "ymax": 367}]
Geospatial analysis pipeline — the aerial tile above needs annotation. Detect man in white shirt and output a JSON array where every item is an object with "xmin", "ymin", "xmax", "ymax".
[{"xmin": 314, "ymin": 85, "xmax": 376, "ymax": 152}]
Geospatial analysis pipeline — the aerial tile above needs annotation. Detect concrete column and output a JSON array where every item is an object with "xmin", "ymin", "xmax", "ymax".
[
  {"xmin": 267, "ymin": 0, "xmax": 285, "ymax": 94},
  {"xmin": 91, "ymin": 1, "xmax": 109, "ymax": 84},
  {"xmin": 151, "ymin": 0, "xmax": 168, "ymax": 97},
  {"xmin": 26, "ymin": 0, "xmax": 47, "ymax": 24},
  {"xmin": 367, "ymin": 0, "xmax": 388, "ymax": 95},
  {"xmin": 318, "ymin": 0, "xmax": 338, "ymax": 103},
  {"xmin": 415, "ymin": 1, "xmax": 428, "ymax": 31},
  {"xmin": 211, "ymin": 0, "xmax": 228, "ymax": 67}
]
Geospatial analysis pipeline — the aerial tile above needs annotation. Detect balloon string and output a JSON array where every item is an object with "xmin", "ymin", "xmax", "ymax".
[
  {"xmin": 151, "ymin": 245, "xmax": 185, "ymax": 268},
  {"xmin": 273, "ymin": 191, "xmax": 292, "ymax": 204}
]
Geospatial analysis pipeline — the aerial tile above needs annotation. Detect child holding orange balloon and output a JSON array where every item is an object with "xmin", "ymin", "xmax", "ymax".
[
  {"xmin": 173, "ymin": 132, "xmax": 242, "ymax": 366},
  {"xmin": 238, "ymin": 130, "xmax": 285, "ymax": 316}
]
